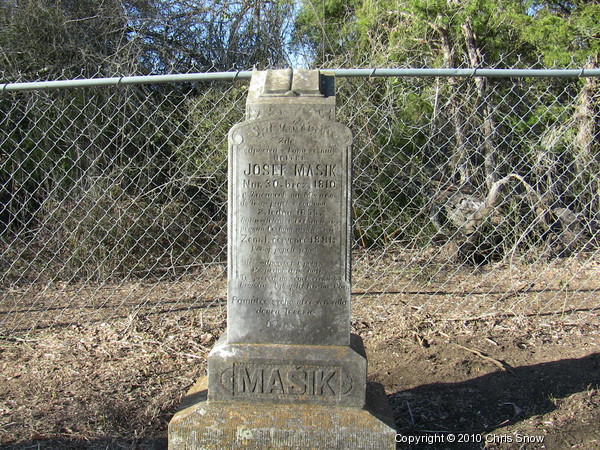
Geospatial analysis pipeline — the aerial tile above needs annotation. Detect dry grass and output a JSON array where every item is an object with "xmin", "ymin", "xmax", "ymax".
[{"xmin": 0, "ymin": 253, "xmax": 599, "ymax": 449}]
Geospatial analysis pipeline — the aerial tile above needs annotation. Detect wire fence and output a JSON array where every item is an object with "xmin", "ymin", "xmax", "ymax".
[{"xmin": 1, "ymin": 67, "xmax": 599, "ymax": 336}]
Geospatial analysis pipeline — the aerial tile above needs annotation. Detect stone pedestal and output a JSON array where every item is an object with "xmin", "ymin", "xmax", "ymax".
[
  {"xmin": 168, "ymin": 69, "xmax": 396, "ymax": 449},
  {"xmin": 206, "ymin": 333, "xmax": 366, "ymax": 407},
  {"xmin": 169, "ymin": 377, "xmax": 395, "ymax": 450}
]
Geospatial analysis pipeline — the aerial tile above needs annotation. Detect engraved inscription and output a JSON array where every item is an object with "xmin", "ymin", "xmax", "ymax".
[
  {"xmin": 228, "ymin": 114, "xmax": 352, "ymax": 345},
  {"xmin": 224, "ymin": 364, "xmax": 345, "ymax": 398}
]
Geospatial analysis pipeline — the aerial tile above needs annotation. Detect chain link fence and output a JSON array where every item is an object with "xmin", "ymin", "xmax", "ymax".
[{"xmin": 1, "ymin": 68, "xmax": 599, "ymax": 336}]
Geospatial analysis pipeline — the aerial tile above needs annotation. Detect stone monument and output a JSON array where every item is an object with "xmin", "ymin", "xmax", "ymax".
[{"xmin": 168, "ymin": 69, "xmax": 396, "ymax": 449}]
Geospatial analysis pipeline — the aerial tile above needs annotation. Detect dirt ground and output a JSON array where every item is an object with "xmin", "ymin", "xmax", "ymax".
[{"xmin": 0, "ymin": 254, "xmax": 599, "ymax": 449}]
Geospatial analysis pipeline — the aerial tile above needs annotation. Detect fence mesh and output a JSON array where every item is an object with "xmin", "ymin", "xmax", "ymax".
[{"xmin": 1, "ymin": 69, "xmax": 599, "ymax": 336}]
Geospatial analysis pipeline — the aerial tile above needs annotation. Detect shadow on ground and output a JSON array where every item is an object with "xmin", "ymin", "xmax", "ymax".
[
  {"xmin": 2, "ymin": 355, "xmax": 598, "ymax": 449},
  {"xmin": 390, "ymin": 353, "xmax": 600, "ymax": 448}
]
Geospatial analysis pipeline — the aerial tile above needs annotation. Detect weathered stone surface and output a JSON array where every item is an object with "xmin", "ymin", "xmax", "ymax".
[
  {"xmin": 227, "ymin": 70, "xmax": 352, "ymax": 346},
  {"xmin": 168, "ymin": 377, "xmax": 397, "ymax": 450},
  {"xmin": 168, "ymin": 69, "xmax": 397, "ymax": 449},
  {"xmin": 207, "ymin": 333, "xmax": 366, "ymax": 406}
]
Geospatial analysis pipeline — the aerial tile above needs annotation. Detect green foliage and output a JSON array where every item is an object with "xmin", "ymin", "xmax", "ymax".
[
  {"xmin": 292, "ymin": 0, "xmax": 598, "ymax": 260},
  {"xmin": 295, "ymin": 0, "xmax": 598, "ymax": 69},
  {"xmin": 294, "ymin": 0, "xmax": 362, "ymax": 64},
  {"xmin": 336, "ymin": 78, "xmax": 438, "ymax": 248},
  {"xmin": 2, "ymin": 0, "xmax": 599, "ymax": 282},
  {"xmin": 521, "ymin": 3, "xmax": 600, "ymax": 66}
]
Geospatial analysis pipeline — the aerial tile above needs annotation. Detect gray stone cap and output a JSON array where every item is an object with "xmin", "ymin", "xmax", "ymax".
[{"xmin": 246, "ymin": 69, "xmax": 335, "ymax": 108}]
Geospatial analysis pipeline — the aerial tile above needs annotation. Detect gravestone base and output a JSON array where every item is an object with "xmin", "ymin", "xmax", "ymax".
[
  {"xmin": 168, "ymin": 69, "xmax": 397, "ymax": 449},
  {"xmin": 168, "ymin": 377, "xmax": 397, "ymax": 450},
  {"xmin": 207, "ymin": 332, "xmax": 367, "ymax": 407}
]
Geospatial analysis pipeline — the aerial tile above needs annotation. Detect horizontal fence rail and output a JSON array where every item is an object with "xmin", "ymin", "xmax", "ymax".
[
  {"xmin": 2, "ymin": 67, "xmax": 599, "ymax": 92},
  {"xmin": 0, "ymin": 67, "xmax": 599, "ymax": 336}
]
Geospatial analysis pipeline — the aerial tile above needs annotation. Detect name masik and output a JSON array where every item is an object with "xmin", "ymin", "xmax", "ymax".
[{"xmin": 243, "ymin": 163, "xmax": 337, "ymax": 177}]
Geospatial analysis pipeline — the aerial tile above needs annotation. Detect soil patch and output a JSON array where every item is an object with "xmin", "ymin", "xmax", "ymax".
[{"xmin": 1, "ymin": 255, "xmax": 599, "ymax": 449}]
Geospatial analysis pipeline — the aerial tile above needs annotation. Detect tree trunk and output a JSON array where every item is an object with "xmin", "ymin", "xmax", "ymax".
[
  {"xmin": 437, "ymin": 23, "xmax": 470, "ymax": 185},
  {"xmin": 573, "ymin": 58, "xmax": 599, "ymax": 214},
  {"xmin": 461, "ymin": 17, "xmax": 498, "ymax": 191}
]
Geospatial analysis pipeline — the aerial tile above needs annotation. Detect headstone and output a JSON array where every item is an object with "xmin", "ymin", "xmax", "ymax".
[{"xmin": 168, "ymin": 69, "xmax": 396, "ymax": 449}]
